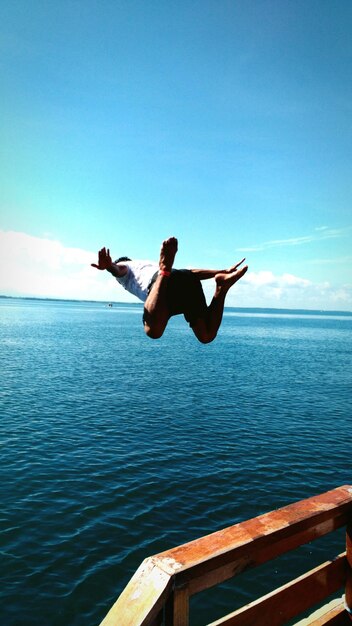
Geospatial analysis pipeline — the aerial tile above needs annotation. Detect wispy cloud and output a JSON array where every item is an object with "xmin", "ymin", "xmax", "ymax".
[
  {"xmin": 237, "ymin": 227, "xmax": 350, "ymax": 253},
  {"xmin": 309, "ymin": 255, "xmax": 352, "ymax": 265}
]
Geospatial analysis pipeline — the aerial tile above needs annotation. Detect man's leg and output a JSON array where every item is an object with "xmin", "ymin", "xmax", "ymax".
[
  {"xmin": 191, "ymin": 264, "xmax": 248, "ymax": 343},
  {"xmin": 143, "ymin": 237, "xmax": 178, "ymax": 339}
]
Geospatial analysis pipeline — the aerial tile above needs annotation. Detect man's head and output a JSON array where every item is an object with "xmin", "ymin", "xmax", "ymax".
[{"xmin": 115, "ymin": 256, "xmax": 132, "ymax": 263}]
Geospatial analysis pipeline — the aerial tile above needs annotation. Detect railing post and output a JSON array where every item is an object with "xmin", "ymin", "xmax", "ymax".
[
  {"xmin": 165, "ymin": 583, "xmax": 189, "ymax": 626},
  {"xmin": 99, "ymin": 486, "xmax": 352, "ymax": 626},
  {"xmin": 346, "ymin": 524, "xmax": 352, "ymax": 620},
  {"xmin": 173, "ymin": 585, "xmax": 189, "ymax": 626}
]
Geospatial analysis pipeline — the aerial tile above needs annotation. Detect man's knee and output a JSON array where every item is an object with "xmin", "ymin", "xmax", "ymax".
[
  {"xmin": 191, "ymin": 319, "xmax": 216, "ymax": 344},
  {"xmin": 197, "ymin": 333, "xmax": 216, "ymax": 344},
  {"xmin": 144, "ymin": 323, "xmax": 164, "ymax": 340}
]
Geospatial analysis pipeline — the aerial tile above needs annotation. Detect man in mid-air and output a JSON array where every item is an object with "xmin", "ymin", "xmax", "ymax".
[{"xmin": 92, "ymin": 237, "xmax": 248, "ymax": 343}]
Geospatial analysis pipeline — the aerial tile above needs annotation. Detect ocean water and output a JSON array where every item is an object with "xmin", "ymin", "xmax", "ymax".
[{"xmin": 1, "ymin": 298, "xmax": 351, "ymax": 626}]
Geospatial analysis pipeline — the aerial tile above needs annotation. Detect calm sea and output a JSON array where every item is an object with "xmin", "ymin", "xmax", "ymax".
[{"xmin": 1, "ymin": 298, "xmax": 351, "ymax": 626}]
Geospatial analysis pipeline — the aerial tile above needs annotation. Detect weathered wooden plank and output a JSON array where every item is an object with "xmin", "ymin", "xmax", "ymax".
[
  {"xmin": 99, "ymin": 487, "xmax": 352, "ymax": 626},
  {"xmin": 306, "ymin": 607, "xmax": 350, "ymax": 626},
  {"xmin": 153, "ymin": 486, "xmax": 352, "ymax": 592},
  {"xmin": 294, "ymin": 598, "xmax": 348, "ymax": 626},
  {"xmin": 345, "ymin": 525, "xmax": 352, "ymax": 618},
  {"xmin": 188, "ymin": 516, "xmax": 345, "ymax": 595},
  {"xmin": 206, "ymin": 553, "xmax": 347, "ymax": 626},
  {"xmin": 99, "ymin": 557, "xmax": 172, "ymax": 626},
  {"xmin": 306, "ymin": 608, "xmax": 350, "ymax": 626},
  {"xmin": 172, "ymin": 585, "xmax": 189, "ymax": 626}
]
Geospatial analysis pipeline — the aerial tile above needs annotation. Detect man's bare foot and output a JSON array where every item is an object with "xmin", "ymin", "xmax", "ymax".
[
  {"xmin": 159, "ymin": 237, "xmax": 178, "ymax": 272},
  {"xmin": 226, "ymin": 258, "xmax": 246, "ymax": 274},
  {"xmin": 215, "ymin": 264, "xmax": 248, "ymax": 290}
]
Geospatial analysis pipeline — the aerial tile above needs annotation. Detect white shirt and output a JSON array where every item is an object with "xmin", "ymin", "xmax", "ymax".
[{"xmin": 115, "ymin": 260, "xmax": 159, "ymax": 302}]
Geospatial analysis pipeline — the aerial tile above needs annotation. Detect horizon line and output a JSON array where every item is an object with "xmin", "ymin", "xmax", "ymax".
[{"xmin": 1, "ymin": 294, "xmax": 351, "ymax": 316}]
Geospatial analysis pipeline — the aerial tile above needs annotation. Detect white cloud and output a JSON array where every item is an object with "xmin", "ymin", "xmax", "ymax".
[
  {"xmin": 244, "ymin": 270, "xmax": 311, "ymax": 288},
  {"xmin": 203, "ymin": 269, "xmax": 352, "ymax": 311},
  {"xmin": 0, "ymin": 230, "xmax": 132, "ymax": 302}
]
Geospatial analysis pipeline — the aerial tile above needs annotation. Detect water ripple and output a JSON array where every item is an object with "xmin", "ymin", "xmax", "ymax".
[{"xmin": 1, "ymin": 300, "xmax": 351, "ymax": 625}]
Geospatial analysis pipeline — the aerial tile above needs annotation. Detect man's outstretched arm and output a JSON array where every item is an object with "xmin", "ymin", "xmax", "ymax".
[
  {"xmin": 91, "ymin": 247, "xmax": 128, "ymax": 278},
  {"xmin": 191, "ymin": 258, "xmax": 246, "ymax": 280}
]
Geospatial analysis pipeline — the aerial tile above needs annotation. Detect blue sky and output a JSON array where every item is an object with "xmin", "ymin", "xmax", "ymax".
[{"xmin": 1, "ymin": 0, "xmax": 351, "ymax": 309}]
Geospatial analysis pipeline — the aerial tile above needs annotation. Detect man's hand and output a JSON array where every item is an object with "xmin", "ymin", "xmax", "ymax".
[{"xmin": 91, "ymin": 247, "xmax": 113, "ymax": 271}]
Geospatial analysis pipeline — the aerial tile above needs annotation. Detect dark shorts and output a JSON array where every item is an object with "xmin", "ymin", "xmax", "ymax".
[{"xmin": 144, "ymin": 269, "xmax": 207, "ymax": 327}]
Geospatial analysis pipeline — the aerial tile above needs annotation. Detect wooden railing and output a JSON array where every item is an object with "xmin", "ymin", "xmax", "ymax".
[{"xmin": 99, "ymin": 485, "xmax": 352, "ymax": 626}]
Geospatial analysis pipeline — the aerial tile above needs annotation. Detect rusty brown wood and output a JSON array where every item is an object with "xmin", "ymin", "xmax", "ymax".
[
  {"xmin": 187, "ymin": 516, "xmax": 345, "ymax": 596},
  {"xmin": 206, "ymin": 553, "xmax": 347, "ymax": 626},
  {"xmin": 98, "ymin": 486, "xmax": 352, "ymax": 626},
  {"xmin": 153, "ymin": 485, "xmax": 352, "ymax": 593},
  {"xmin": 172, "ymin": 585, "xmax": 190, "ymax": 626}
]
